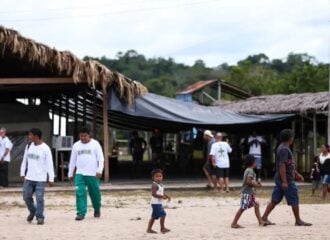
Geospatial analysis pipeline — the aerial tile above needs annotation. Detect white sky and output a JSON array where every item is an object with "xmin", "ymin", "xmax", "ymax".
[{"xmin": 1, "ymin": 0, "xmax": 329, "ymax": 67}]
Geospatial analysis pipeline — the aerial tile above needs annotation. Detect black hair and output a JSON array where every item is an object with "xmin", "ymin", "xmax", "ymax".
[
  {"xmin": 244, "ymin": 154, "xmax": 256, "ymax": 168},
  {"xmin": 313, "ymin": 156, "xmax": 319, "ymax": 163},
  {"xmin": 280, "ymin": 129, "xmax": 293, "ymax": 142},
  {"xmin": 79, "ymin": 126, "xmax": 90, "ymax": 135},
  {"xmin": 29, "ymin": 128, "xmax": 42, "ymax": 139},
  {"xmin": 151, "ymin": 168, "xmax": 163, "ymax": 177},
  {"xmin": 324, "ymin": 144, "xmax": 330, "ymax": 152}
]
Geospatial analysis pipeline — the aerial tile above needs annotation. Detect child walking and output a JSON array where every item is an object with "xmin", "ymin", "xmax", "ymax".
[
  {"xmin": 147, "ymin": 169, "xmax": 171, "ymax": 234},
  {"xmin": 310, "ymin": 156, "xmax": 321, "ymax": 196},
  {"xmin": 231, "ymin": 155, "xmax": 266, "ymax": 228}
]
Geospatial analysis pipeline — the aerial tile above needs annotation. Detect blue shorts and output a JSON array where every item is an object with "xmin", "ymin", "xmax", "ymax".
[
  {"xmin": 151, "ymin": 204, "xmax": 166, "ymax": 220},
  {"xmin": 322, "ymin": 175, "xmax": 330, "ymax": 185},
  {"xmin": 252, "ymin": 155, "xmax": 262, "ymax": 169},
  {"xmin": 271, "ymin": 179, "xmax": 299, "ymax": 206}
]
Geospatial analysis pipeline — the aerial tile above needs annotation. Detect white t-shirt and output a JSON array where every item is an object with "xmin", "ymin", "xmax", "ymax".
[
  {"xmin": 20, "ymin": 142, "xmax": 55, "ymax": 182},
  {"xmin": 210, "ymin": 141, "xmax": 232, "ymax": 168},
  {"xmin": 0, "ymin": 136, "xmax": 13, "ymax": 162},
  {"xmin": 68, "ymin": 139, "xmax": 104, "ymax": 177},
  {"xmin": 320, "ymin": 153, "xmax": 330, "ymax": 165},
  {"xmin": 248, "ymin": 136, "xmax": 264, "ymax": 155},
  {"xmin": 150, "ymin": 182, "xmax": 164, "ymax": 205}
]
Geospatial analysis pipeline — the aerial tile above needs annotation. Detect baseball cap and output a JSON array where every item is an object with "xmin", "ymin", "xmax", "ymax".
[{"xmin": 204, "ymin": 130, "xmax": 214, "ymax": 138}]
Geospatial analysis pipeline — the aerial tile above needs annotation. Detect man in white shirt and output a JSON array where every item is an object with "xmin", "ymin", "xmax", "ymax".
[
  {"xmin": 248, "ymin": 131, "xmax": 265, "ymax": 182},
  {"xmin": 0, "ymin": 127, "xmax": 13, "ymax": 187},
  {"xmin": 68, "ymin": 126, "xmax": 104, "ymax": 221},
  {"xmin": 20, "ymin": 128, "xmax": 54, "ymax": 225},
  {"xmin": 210, "ymin": 132, "xmax": 232, "ymax": 192}
]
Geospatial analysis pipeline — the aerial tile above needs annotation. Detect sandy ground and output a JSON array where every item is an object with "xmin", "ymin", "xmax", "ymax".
[{"xmin": 0, "ymin": 191, "xmax": 329, "ymax": 240}]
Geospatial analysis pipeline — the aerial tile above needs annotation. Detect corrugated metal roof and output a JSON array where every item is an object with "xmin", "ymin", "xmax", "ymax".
[
  {"xmin": 176, "ymin": 80, "xmax": 217, "ymax": 94},
  {"xmin": 176, "ymin": 79, "xmax": 252, "ymax": 99}
]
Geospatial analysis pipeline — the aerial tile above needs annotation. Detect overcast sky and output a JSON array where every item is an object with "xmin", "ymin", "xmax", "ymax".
[{"xmin": 1, "ymin": 0, "xmax": 329, "ymax": 67}]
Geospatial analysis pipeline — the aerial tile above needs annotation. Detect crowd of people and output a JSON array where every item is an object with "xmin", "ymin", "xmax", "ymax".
[
  {"xmin": 202, "ymin": 130, "xmax": 266, "ymax": 192},
  {"xmin": 0, "ymin": 126, "xmax": 329, "ymax": 232}
]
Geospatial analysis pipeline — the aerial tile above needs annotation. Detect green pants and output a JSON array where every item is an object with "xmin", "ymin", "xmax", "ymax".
[{"xmin": 74, "ymin": 174, "xmax": 101, "ymax": 216}]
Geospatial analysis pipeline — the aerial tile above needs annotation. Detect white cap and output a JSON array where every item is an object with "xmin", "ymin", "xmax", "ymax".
[{"xmin": 204, "ymin": 130, "xmax": 214, "ymax": 138}]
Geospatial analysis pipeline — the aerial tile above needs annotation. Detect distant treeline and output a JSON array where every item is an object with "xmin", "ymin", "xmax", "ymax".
[{"xmin": 86, "ymin": 51, "xmax": 329, "ymax": 99}]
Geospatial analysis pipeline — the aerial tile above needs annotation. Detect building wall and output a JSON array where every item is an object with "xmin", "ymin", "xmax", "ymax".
[{"xmin": 0, "ymin": 102, "xmax": 52, "ymax": 183}]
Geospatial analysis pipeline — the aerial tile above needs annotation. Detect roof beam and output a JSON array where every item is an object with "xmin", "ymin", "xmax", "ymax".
[{"xmin": 0, "ymin": 77, "xmax": 74, "ymax": 85}]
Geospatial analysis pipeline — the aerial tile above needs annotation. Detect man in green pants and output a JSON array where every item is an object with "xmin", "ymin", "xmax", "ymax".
[{"xmin": 68, "ymin": 126, "xmax": 104, "ymax": 221}]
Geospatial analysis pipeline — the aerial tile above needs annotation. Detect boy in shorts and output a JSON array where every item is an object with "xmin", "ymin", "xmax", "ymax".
[
  {"xmin": 147, "ymin": 169, "xmax": 171, "ymax": 234},
  {"xmin": 231, "ymin": 155, "xmax": 266, "ymax": 228}
]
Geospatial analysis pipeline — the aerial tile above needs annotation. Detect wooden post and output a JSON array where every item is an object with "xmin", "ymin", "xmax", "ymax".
[
  {"xmin": 51, "ymin": 98, "xmax": 55, "ymax": 135},
  {"xmin": 218, "ymin": 80, "xmax": 221, "ymax": 100},
  {"xmin": 83, "ymin": 92, "xmax": 87, "ymax": 126},
  {"xmin": 93, "ymin": 90, "xmax": 97, "ymax": 138},
  {"xmin": 58, "ymin": 97, "xmax": 62, "ymax": 136},
  {"xmin": 313, "ymin": 113, "xmax": 317, "ymax": 157},
  {"xmin": 74, "ymin": 97, "xmax": 78, "ymax": 140},
  {"xmin": 269, "ymin": 133, "xmax": 274, "ymax": 170},
  {"xmin": 65, "ymin": 95, "xmax": 69, "ymax": 135},
  {"xmin": 103, "ymin": 88, "xmax": 110, "ymax": 182}
]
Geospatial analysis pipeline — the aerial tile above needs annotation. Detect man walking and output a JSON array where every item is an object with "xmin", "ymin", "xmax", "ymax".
[
  {"xmin": 261, "ymin": 129, "xmax": 312, "ymax": 226},
  {"xmin": 68, "ymin": 126, "xmax": 104, "ymax": 221},
  {"xmin": 20, "ymin": 128, "xmax": 54, "ymax": 225},
  {"xmin": 0, "ymin": 127, "xmax": 13, "ymax": 187}
]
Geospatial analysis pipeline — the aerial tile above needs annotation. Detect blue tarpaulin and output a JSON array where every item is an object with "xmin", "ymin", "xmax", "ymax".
[{"xmin": 108, "ymin": 89, "xmax": 294, "ymax": 132}]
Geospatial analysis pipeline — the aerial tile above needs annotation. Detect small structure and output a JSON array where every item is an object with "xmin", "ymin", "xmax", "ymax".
[
  {"xmin": 176, "ymin": 79, "xmax": 253, "ymax": 104},
  {"xmin": 0, "ymin": 25, "xmax": 147, "ymax": 182},
  {"xmin": 213, "ymin": 92, "xmax": 329, "ymax": 173}
]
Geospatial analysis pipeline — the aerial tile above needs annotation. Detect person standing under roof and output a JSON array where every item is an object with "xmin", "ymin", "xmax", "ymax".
[
  {"xmin": 248, "ymin": 131, "xmax": 265, "ymax": 183},
  {"xmin": 0, "ymin": 127, "xmax": 13, "ymax": 187},
  {"xmin": 202, "ymin": 130, "xmax": 217, "ymax": 190}
]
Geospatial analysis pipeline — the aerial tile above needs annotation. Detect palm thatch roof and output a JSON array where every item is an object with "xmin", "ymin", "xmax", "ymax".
[
  {"xmin": 213, "ymin": 92, "xmax": 329, "ymax": 115},
  {"xmin": 0, "ymin": 25, "xmax": 147, "ymax": 104}
]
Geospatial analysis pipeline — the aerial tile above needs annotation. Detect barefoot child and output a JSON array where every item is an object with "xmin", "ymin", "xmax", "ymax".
[
  {"xmin": 147, "ymin": 169, "xmax": 171, "ymax": 234},
  {"xmin": 231, "ymin": 155, "xmax": 265, "ymax": 228}
]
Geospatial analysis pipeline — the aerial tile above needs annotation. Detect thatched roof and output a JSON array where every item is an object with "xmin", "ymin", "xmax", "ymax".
[
  {"xmin": 0, "ymin": 26, "xmax": 147, "ymax": 104},
  {"xmin": 213, "ymin": 92, "xmax": 329, "ymax": 115}
]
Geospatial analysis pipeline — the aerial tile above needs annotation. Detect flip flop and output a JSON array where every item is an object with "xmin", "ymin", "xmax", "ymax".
[{"xmin": 295, "ymin": 221, "xmax": 312, "ymax": 226}]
